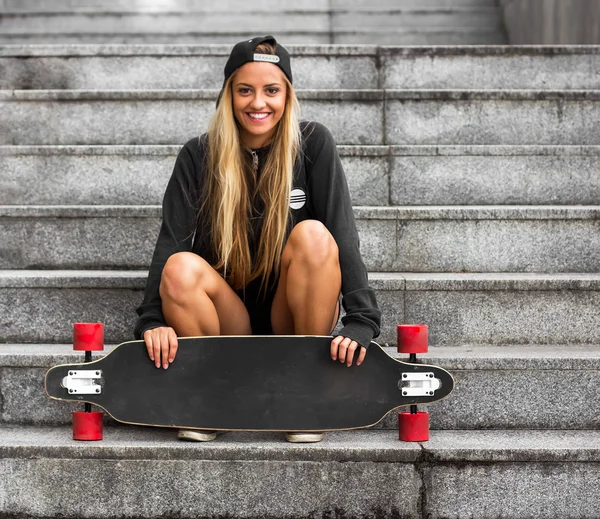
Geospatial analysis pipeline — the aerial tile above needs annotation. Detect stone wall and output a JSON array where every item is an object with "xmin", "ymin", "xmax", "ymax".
[{"xmin": 501, "ymin": 0, "xmax": 600, "ymax": 43}]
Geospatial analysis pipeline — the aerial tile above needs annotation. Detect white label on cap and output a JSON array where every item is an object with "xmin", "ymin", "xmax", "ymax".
[{"xmin": 254, "ymin": 53, "xmax": 280, "ymax": 64}]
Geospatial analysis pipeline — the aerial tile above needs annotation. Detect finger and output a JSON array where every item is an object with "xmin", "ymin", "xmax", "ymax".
[
  {"xmin": 144, "ymin": 331, "xmax": 154, "ymax": 362},
  {"xmin": 168, "ymin": 329, "xmax": 178, "ymax": 363},
  {"xmin": 330, "ymin": 336, "xmax": 344, "ymax": 361},
  {"xmin": 338, "ymin": 337, "xmax": 351, "ymax": 363},
  {"xmin": 346, "ymin": 341, "xmax": 358, "ymax": 367},
  {"xmin": 153, "ymin": 333, "xmax": 162, "ymax": 368},
  {"xmin": 160, "ymin": 329, "xmax": 170, "ymax": 369},
  {"xmin": 356, "ymin": 346, "xmax": 367, "ymax": 366}
]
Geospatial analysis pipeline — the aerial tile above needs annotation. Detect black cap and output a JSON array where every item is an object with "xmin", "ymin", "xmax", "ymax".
[{"xmin": 216, "ymin": 35, "xmax": 293, "ymax": 107}]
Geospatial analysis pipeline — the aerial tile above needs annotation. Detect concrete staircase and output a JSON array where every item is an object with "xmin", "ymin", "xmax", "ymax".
[
  {"xmin": 1, "ymin": 22, "xmax": 600, "ymax": 519},
  {"xmin": 1, "ymin": 427, "xmax": 599, "ymax": 517},
  {"xmin": 0, "ymin": 0, "xmax": 507, "ymax": 45}
]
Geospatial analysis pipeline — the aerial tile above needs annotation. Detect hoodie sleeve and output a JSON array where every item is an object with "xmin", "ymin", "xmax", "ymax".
[
  {"xmin": 133, "ymin": 139, "xmax": 200, "ymax": 339},
  {"xmin": 302, "ymin": 121, "xmax": 381, "ymax": 348}
]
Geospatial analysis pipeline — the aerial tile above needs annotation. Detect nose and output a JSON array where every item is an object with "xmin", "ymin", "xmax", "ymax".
[{"xmin": 249, "ymin": 92, "xmax": 267, "ymax": 110}]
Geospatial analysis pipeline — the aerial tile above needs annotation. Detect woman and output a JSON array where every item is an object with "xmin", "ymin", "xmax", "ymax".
[{"xmin": 134, "ymin": 35, "xmax": 381, "ymax": 443}]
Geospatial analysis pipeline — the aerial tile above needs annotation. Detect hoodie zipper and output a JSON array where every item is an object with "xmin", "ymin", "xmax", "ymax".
[
  {"xmin": 251, "ymin": 150, "xmax": 259, "ymax": 173},
  {"xmin": 246, "ymin": 150, "xmax": 260, "ymax": 305}
]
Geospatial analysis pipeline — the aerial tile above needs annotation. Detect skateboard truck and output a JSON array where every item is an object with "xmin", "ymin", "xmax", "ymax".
[
  {"xmin": 399, "ymin": 372, "xmax": 440, "ymax": 397},
  {"xmin": 397, "ymin": 324, "xmax": 430, "ymax": 442},
  {"xmin": 62, "ymin": 370, "xmax": 103, "ymax": 395},
  {"xmin": 71, "ymin": 323, "xmax": 104, "ymax": 441}
]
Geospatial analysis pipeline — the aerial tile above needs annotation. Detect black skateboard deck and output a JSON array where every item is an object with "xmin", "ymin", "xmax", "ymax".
[{"xmin": 45, "ymin": 336, "xmax": 453, "ymax": 432}]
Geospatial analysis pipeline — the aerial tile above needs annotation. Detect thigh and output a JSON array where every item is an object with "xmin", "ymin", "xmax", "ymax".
[
  {"xmin": 197, "ymin": 258, "xmax": 252, "ymax": 335},
  {"xmin": 270, "ymin": 268, "xmax": 294, "ymax": 334},
  {"xmin": 211, "ymin": 281, "xmax": 253, "ymax": 336},
  {"xmin": 270, "ymin": 248, "xmax": 341, "ymax": 335},
  {"xmin": 161, "ymin": 252, "xmax": 251, "ymax": 335}
]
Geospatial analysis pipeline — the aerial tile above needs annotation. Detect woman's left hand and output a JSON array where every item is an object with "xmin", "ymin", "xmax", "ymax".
[{"xmin": 330, "ymin": 336, "xmax": 366, "ymax": 367}]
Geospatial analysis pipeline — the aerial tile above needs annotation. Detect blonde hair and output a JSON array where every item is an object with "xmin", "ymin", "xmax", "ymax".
[{"xmin": 204, "ymin": 42, "xmax": 301, "ymax": 294}]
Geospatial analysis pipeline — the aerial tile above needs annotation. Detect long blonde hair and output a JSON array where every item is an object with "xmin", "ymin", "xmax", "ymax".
[{"xmin": 204, "ymin": 42, "xmax": 301, "ymax": 293}]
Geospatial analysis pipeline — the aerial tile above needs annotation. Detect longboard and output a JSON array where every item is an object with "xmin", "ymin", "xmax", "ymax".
[{"xmin": 45, "ymin": 336, "xmax": 453, "ymax": 432}]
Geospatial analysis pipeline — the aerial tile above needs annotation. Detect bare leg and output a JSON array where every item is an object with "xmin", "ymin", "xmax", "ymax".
[
  {"xmin": 160, "ymin": 252, "xmax": 251, "ymax": 336},
  {"xmin": 271, "ymin": 220, "xmax": 341, "ymax": 335}
]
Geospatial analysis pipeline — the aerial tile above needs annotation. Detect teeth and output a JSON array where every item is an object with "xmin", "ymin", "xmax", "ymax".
[{"xmin": 249, "ymin": 113, "xmax": 269, "ymax": 119}]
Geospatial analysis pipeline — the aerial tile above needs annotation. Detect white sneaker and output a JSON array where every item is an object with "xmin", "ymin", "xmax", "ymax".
[
  {"xmin": 177, "ymin": 429, "xmax": 218, "ymax": 442},
  {"xmin": 285, "ymin": 432, "xmax": 325, "ymax": 443}
]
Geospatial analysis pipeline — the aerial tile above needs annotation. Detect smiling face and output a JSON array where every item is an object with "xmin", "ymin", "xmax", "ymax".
[{"xmin": 231, "ymin": 61, "xmax": 287, "ymax": 149}]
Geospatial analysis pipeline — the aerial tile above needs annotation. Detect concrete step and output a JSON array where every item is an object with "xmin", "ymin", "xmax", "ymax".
[
  {"xmin": 3, "ymin": 0, "xmax": 328, "ymax": 11},
  {"xmin": 3, "ymin": 89, "xmax": 600, "ymax": 145},
  {"xmin": 0, "ymin": 32, "xmax": 329, "ymax": 45},
  {"xmin": 334, "ymin": 0, "xmax": 501, "ymax": 8},
  {"xmin": 333, "ymin": 28, "xmax": 506, "ymax": 45},
  {"xmin": 382, "ymin": 46, "xmax": 600, "ymax": 90},
  {"xmin": 0, "ymin": 12, "xmax": 329, "ymax": 36},
  {"xmin": 4, "ymin": 343, "xmax": 598, "ymax": 431},
  {"xmin": 0, "ymin": 426, "xmax": 598, "ymax": 518},
  {"xmin": 2, "ymin": 0, "xmax": 499, "ymax": 11},
  {"xmin": 333, "ymin": 8, "xmax": 502, "ymax": 29},
  {"xmin": 389, "ymin": 145, "xmax": 600, "ymax": 205},
  {"xmin": 0, "ymin": 89, "xmax": 383, "ymax": 145},
  {"xmin": 0, "ymin": 31, "xmax": 500, "ymax": 47},
  {"xmin": 0, "ymin": 8, "xmax": 502, "ymax": 33},
  {"xmin": 1, "ymin": 271, "xmax": 598, "ymax": 345},
  {"xmin": 361, "ymin": 206, "xmax": 600, "ymax": 273},
  {"xmin": 3, "ymin": 144, "xmax": 600, "ymax": 206},
  {"xmin": 0, "ymin": 8, "xmax": 504, "ymax": 45},
  {"xmin": 0, "ymin": 144, "xmax": 388, "ymax": 206},
  {"xmin": 0, "ymin": 44, "xmax": 382, "ymax": 90},
  {"xmin": 385, "ymin": 90, "xmax": 600, "ymax": 145},
  {"xmin": 1, "ymin": 205, "xmax": 599, "ymax": 273},
  {"xmin": 6, "ymin": 45, "xmax": 595, "ymax": 90}
]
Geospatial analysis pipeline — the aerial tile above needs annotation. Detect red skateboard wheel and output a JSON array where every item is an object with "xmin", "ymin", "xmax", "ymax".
[
  {"xmin": 398, "ymin": 411, "xmax": 429, "ymax": 442},
  {"xmin": 72, "ymin": 411, "xmax": 103, "ymax": 441},
  {"xmin": 73, "ymin": 323, "xmax": 104, "ymax": 351},
  {"xmin": 397, "ymin": 324, "xmax": 428, "ymax": 354}
]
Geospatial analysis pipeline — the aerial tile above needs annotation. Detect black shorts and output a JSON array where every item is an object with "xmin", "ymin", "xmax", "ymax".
[
  {"xmin": 234, "ymin": 276, "xmax": 277, "ymax": 335},
  {"xmin": 235, "ymin": 276, "xmax": 340, "ymax": 335}
]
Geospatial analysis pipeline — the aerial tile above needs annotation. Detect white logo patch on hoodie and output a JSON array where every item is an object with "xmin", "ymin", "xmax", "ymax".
[{"xmin": 290, "ymin": 188, "xmax": 306, "ymax": 210}]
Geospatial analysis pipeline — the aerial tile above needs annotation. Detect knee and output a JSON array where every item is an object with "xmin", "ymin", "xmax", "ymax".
[
  {"xmin": 286, "ymin": 220, "xmax": 339, "ymax": 266},
  {"xmin": 160, "ymin": 252, "xmax": 208, "ymax": 302}
]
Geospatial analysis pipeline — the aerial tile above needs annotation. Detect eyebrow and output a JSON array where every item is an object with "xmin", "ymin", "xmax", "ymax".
[{"xmin": 235, "ymin": 82, "xmax": 282, "ymax": 87}]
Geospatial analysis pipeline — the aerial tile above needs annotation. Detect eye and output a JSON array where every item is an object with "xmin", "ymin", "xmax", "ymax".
[
  {"xmin": 267, "ymin": 88, "xmax": 279, "ymax": 95},
  {"xmin": 238, "ymin": 88, "xmax": 251, "ymax": 94}
]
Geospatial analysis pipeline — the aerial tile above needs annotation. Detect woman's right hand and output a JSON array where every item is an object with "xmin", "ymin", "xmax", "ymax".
[{"xmin": 143, "ymin": 327, "xmax": 178, "ymax": 369}]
